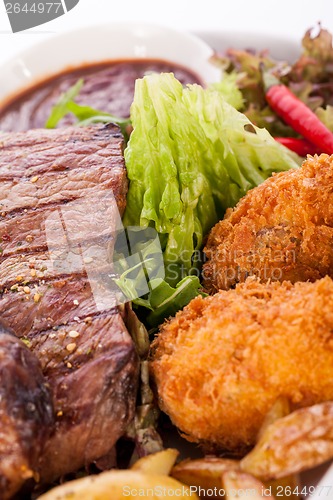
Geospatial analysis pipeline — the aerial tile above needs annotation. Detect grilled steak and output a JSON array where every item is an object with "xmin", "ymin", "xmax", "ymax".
[
  {"xmin": 0, "ymin": 276, "xmax": 113, "ymax": 336},
  {"xmin": 0, "ymin": 125, "xmax": 125, "ymax": 179},
  {"xmin": 0, "ymin": 328, "xmax": 54, "ymax": 499},
  {"xmin": 0, "ymin": 124, "xmax": 140, "ymax": 485},
  {"xmin": 37, "ymin": 312, "xmax": 138, "ymax": 482}
]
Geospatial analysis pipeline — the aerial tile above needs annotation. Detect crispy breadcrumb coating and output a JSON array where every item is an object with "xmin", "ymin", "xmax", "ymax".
[
  {"xmin": 203, "ymin": 154, "xmax": 333, "ymax": 293},
  {"xmin": 150, "ymin": 277, "xmax": 333, "ymax": 454}
]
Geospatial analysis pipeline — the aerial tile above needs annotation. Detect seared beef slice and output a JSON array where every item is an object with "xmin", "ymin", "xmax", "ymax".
[
  {"xmin": 0, "ymin": 125, "xmax": 139, "ymax": 483},
  {"xmin": 0, "ymin": 330, "xmax": 54, "ymax": 499}
]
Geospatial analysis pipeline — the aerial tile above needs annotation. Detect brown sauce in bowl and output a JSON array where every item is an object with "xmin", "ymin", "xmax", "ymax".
[{"xmin": 0, "ymin": 59, "xmax": 201, "ymax": 132}]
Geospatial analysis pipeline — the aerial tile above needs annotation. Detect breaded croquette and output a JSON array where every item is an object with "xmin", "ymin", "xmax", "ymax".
[
  {"xmin": 150, "ymin": 277, "xmax": 333, "ymax": 454},
  {"xmin": 203, "ymin": 154, "xmax": 333, "ymax": 293}
]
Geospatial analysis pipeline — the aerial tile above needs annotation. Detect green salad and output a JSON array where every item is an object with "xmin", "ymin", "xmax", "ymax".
[
  {"xmin": 46, "ymin": 59, "xmax": 302, "ymax": 327},
  {"xmin": 211, "ymin": 26, "xmax": 333, "ymax": 136}
]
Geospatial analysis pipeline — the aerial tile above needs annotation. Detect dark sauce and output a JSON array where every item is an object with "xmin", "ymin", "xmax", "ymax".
[{"xmin": 0, "ymin": 59, "xmax": 201, "ymax": 132}]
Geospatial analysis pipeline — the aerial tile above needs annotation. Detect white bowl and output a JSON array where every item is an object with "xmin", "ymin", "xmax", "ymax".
[{"xmin": 0, "ymin": 23, "xmax": 220, "ymax": 103}]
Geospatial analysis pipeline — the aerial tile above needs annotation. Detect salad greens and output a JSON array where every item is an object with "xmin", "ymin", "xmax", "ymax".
[
  {"xmin": 123, "ymin": 73, "xmax": 300, "ymax": 287},
  {"xmin": 112, "ymin": 226, "xmax": 203, "ymax": 327},
  {"xmin": 45, "ymin": 79, "xmax": 85, "ymax": 128},
  {"xmin": 316, "ymin": 105, "xmax": 333, "ymax": 131},
  {"xmin": 45, "ymin": 71, "xmax": 300, "ymax": 326},
  {"xmin": 212, "ymin": 26, "xmax": 333, "ymax": 137},
  {"xmin": 209, "ymin": 73, "xmax": 244, "ymax": 110},
  {"xmin": 45, "ymin": 78, "xmax": 131, "ymax": 137}
]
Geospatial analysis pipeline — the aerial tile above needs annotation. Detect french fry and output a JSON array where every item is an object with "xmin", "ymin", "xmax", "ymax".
[
  {"xmin": 38, "ymin": 470, "xmax": 199, "ymax": 499},
  {"xmin": 222, "ymin": 470, "xmax": 275, "ymax": 499},
  {"xmin": 172, "ymin": 457, "xmax": 239, "ymax": 490},
  {"xmin": 241, "ymin": 401, "xmax": 333, "ymax": 480},
  {"xmin": 257, "ymin": 397, "xmax": 290, "ymax": 441},
  {"xmin": 131, "ymin": 448, "xmax": 179, "ymax": 475},
  {"xmin": 171, "ymin": 456, "xmax": 300, "ymax": 499},
  {"xmin": 267, "ymin": 474, "xmax": 301, "ymax": 500}
]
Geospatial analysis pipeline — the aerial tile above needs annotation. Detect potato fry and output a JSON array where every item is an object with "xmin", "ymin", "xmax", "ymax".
[
  {"xmin": 267, "ymin": 475, "xmax": 301, "ymax": 500},
  {"xmin": 171, "ymin": 457, "xmax": 239, "ymax": 490},
  {"xmin": 222, "ymin": 470, "xmax": 275, "ymax": 499},
  {"xmin": 256, "ymin": 397, "xmax": 290, "ymax": 441},
  {"xmin": 131, "ymin": 448, "xmax": 179, "ymax": 474},
  {"xmin": 241, "ymin": 401, "xmax": 333, "ymax": 480},
  {"xmin": 38, "ymin": 470, "xmax": 199, "ymax": 499}
]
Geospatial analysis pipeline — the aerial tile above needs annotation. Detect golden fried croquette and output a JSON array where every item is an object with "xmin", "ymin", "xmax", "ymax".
[
  {"xmin": 203, "ymin": 154, "xmax": 333, "ymax": 293},
  {"xmin": 150, "ymin": 277, "xmax": 333, "ymax": 454}
]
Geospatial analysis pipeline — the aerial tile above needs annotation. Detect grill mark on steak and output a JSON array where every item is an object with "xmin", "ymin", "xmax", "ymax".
[
  {"xmin": 0, "ymin": 164, "xmax": 126, "ymax": 215},
  {"xmin": 0, "ymin": 275, "xmax": 120, "ymax": 337},
  {"xmin": 0, "ymin": 329, "xmax": 54, "ymax": 499},
  {"xmin": 0, "ymin": 252, "xmax": 62, "ymax": 289},
  {"xmin": 0, "ymin": 125, "xmax": 140, "ymax": 486},
  {"xmin": 0, "ymin": 250, "xmax": 116, "ymax": 289},
  {"xmin": 0, "ymin": 253, "xmax": 53, "ymax": 288},
  {"xmin": 0, "ymin": 124, "xmax": 123, "ymax": 179},
  {"xmin": 0, "ymin": 194, "xmax": 125, "ymax": 260},
  {"xmin": 26, "ymin": 313, "xmax": 126, "ymax": 375},
  {"xmin": 0, "ymin": 123, "xmax": 126, "ymax": 220}
]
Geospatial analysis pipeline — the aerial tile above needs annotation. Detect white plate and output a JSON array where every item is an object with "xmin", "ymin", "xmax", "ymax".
[
  {"xmin": 0, "ymin": 21, "xmax": 332, "ymax": 498},
  {"xmin": 195, "ymin": 30, "xmax": 301, "ymax": 61}
]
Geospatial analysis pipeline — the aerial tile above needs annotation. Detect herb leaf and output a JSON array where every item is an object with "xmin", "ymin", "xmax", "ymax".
[
  {"xmin": 45, "ymin": 79, "xmax": 131, "ymax": 136},
  {"xmin": 45, "ymin": 79, "xmax": 84, "ymax": 128}
]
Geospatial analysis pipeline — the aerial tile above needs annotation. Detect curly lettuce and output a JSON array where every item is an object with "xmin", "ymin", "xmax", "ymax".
[
  {"xmin": 212, "ymin": 26, "xmax": 333, "ymax": 137},
  {"xmin": 123, "ymin": 73, "xmax": 300, "ymax": 286}
]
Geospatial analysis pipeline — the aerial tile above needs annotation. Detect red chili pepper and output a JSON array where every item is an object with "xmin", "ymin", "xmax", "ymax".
[
  {"xmin": 274, "ymin": 137, "xmax": 322, "ymax": 157},
  {"xmin": 264, "ymin": 73, "xmax": 333, "ymax": 154}
]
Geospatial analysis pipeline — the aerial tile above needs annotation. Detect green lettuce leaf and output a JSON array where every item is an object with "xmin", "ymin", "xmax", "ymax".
[
  {"xmin": 208, "ymin": 73, "xmax": 244, "ymax": 110},
  {"xmin": 123, "ymin": 73, "xmax": 300, "ymax": 286},
  {"xmin": 145, "ymin": 276, "xmax": 203, "ymax": 327},
  {"xmin": 117, "ymin": 274, "xmax": 203, "ymax": 328},
  {"xmin": 45, "ymin": 79, "xmax": 84, "ymax": 128},
  {"xmin": 45, "ymin": 79, "xmax": 131, "ymax": 136},
  {"xmin": 316, "ymin": 105, "xmax": 333, "ymax": 132},
  {"xmin": 211, "ymin": 26, "xmax": 333, "ymax": 137},
  {"xmin": 113, "ymin": 226, "xmax": 203, "ymax": 327}
]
